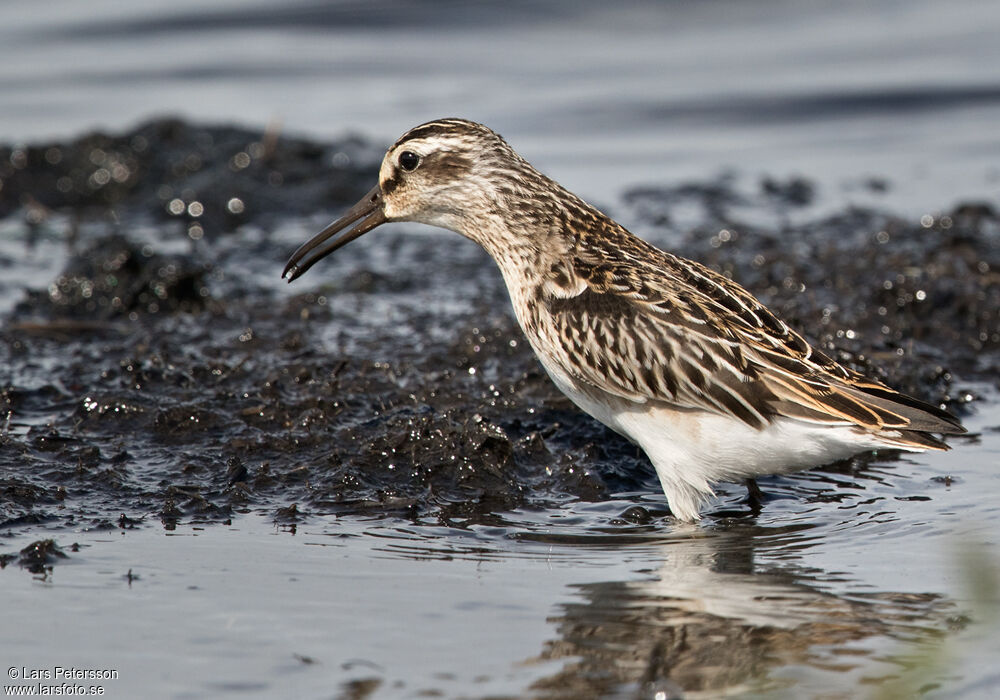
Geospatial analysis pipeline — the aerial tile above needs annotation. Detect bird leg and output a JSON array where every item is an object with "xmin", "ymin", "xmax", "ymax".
[{"xmin": 745, "ymin": 478, "xmax": 765, "ymax": 513}]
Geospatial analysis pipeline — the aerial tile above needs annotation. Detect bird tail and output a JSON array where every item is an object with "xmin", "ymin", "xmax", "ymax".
[{"xmin": 837, "ymin": 383, "xmax": 966, "ymax": 450}]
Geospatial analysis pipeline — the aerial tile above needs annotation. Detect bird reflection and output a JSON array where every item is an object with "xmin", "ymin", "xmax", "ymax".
[{"xmin": 526, "ymin": 528, "xmax": 951, "ymax": 698}]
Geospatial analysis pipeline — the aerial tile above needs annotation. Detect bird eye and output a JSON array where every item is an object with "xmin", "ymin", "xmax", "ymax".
[{"xmin": 398, "ymin": 151, "xmax": 420, "ymax": 172}]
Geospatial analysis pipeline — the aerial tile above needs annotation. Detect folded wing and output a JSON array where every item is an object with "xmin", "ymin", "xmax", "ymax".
[{"xmin": 541, "ymin": 251, "xmax": 964, "ymax": 446}]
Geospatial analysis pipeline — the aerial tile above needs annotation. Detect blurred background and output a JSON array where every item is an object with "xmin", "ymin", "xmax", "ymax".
[{"xmin": 3, "ymin": 0, "xmax": 999, "ymax": 213}]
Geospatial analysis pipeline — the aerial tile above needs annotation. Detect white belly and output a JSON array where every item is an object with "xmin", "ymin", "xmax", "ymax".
[{"xmin": 540, "ymin": 361, "xmax": 913, "ymax": 521}]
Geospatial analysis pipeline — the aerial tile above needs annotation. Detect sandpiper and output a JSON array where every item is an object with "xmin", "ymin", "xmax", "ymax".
[{"xmin": 283, "ymin": 118, "xmax": 964, "ymax": 521}]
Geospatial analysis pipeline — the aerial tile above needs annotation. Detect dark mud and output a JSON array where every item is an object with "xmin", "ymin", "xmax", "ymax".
[
  {"xmin": 0, "ymin": 117, "xmax": 379, "ymax": 232},
  {"xmin": 0, "ymin": 119, "xmax": 996, "ymax": 549},
  {"xmin": 0, "ymin": 538, "xmax": 71, "ymax": 575}
]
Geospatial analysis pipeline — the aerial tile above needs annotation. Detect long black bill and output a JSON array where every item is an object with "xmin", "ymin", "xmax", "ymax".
[{"xmin": 282, "ymin": 184, "xmax": 386, "ymax": 282}]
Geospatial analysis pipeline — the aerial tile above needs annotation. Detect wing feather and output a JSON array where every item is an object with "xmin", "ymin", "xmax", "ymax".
[{"xmin": 538, "ymin": 247, "xmax": 963, "ymax": 442}]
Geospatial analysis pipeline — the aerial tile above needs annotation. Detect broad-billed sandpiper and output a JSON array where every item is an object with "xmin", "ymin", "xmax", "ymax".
[{"xmin": 283, "ymin": 118, "xmax": 964, "ymax": 521}]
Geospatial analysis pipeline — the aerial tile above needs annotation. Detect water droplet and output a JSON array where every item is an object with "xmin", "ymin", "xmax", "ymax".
[{"xmin": 230, "ymin": 152, "xmax": 251, "ymax": 170}]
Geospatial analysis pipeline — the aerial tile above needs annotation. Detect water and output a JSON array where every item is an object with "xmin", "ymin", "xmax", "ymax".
[
  {"xmin": 1, "ymin": 1, "xmax": 999, "ymax": 698},
  {"xmin": 3, "ymin": 0, "xmax": 1000, "ymax": 213},
  {"xmin": 4, "ymin": 408, "xmax": 999, "ymax": 699}
]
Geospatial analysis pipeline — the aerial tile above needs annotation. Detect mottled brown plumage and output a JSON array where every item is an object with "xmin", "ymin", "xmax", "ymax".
[{"xmin": 284, "ymin": 118, "xmax": 964, "ymax": 521}]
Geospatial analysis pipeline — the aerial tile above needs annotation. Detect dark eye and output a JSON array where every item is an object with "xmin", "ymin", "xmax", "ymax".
[{"xmin": 398, "ymin": 150, "xmax": 420, "ymax": 172}]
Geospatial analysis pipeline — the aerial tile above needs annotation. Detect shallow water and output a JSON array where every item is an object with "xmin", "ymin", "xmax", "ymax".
[
  {"xmin": 2, "ymin": 1, "xmax": 1000, "ymax": 698},
  {"xmin": 4, "ymin": 401, "xmax": 999, "ymax": 699}
]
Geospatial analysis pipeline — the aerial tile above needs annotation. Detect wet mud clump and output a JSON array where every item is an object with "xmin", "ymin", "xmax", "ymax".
[
  {"xmin": 13, "ymin": 234, "xmax": 211, "ymax": 320},
  {"xmin": 0, "ymin": 117, "xmax": 381, "ymax": 233},
  {"xmin": 5, "ymin": 539, "xmax": 69, "ymax": 575},
  {"xmin": 0, "ymin": 118, "xmax": 996, "ymax": 548}
]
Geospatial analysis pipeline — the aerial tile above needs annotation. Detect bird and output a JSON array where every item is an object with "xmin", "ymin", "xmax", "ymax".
[{"xmin": 282, "ymin": 118, "xmax": 965, "ymax": 521}]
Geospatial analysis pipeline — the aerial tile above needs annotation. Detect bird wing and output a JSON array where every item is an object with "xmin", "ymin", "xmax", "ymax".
[{"xmin": 541, "ymin": 250, "xmax": 963, "ymax": 438}]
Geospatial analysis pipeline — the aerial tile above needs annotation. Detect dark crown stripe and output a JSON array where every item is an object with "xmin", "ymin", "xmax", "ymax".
[{"xmin": 395, "ymin": 119, "xmax": 476, "ymax": 147}]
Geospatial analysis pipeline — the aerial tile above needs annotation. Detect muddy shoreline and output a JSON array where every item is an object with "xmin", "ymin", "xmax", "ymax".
[{"xmin": 1, "ymin": 119, "xmax": 996, "ymax": 553}]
